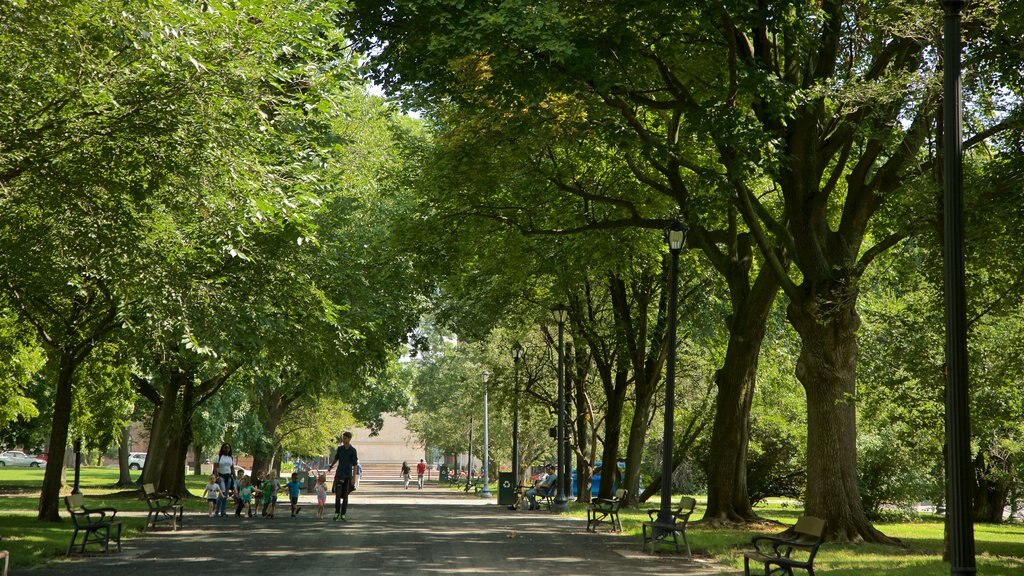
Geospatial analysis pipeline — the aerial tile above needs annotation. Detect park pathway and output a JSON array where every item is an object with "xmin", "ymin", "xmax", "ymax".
[{"xmin": 24, "ymin": 484, "xmax": 738, "ymax": 575}]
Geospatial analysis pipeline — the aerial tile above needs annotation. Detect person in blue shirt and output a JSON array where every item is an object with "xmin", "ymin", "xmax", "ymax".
[
  {"xmin": 327, "ymin": 431, "xmax": 358, "ymax": 521},
  {"xmin": 285, "ymin": 472, "xmax": 303, "ymax": 517}
]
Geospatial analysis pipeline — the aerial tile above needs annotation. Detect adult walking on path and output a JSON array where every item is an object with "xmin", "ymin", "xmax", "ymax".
[
  {"xmin": 213, "ymin": 444, "xmax": 235, "ymax": 497},
  {"xmin": 327, "ymin": 431, "xmax": 358, "ymax": 522},
  {"xmin": 416, "ymin": 459, "xmax": 427, "ymax": 489},
  {"xmin": 401, "ymin": 461, "xmax": 412, "ymax": 489}
]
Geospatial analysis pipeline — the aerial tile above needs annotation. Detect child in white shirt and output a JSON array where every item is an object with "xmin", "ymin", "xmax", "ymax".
[{"xmin": 202, "ymin": 474, "xmax": 223, "ymax": 517}]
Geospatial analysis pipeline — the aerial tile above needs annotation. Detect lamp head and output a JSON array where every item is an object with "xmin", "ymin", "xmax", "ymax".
[
  {"xmin": 668, "ymin": 220, "xmax": 687, "ymax": 252},
  {"xmin": 512, "ymin": 342, "xmax": 524, "ymax": 361},
  {"xmin": 550, "ymin": 303, "xmax": 569, "ymax": 324}
]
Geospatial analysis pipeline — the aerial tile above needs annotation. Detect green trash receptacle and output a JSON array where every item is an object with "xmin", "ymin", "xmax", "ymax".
[
  {"xmin": 498, "ymin": 472, "xmax": 516, "ymax": 506},
  {"xmin": 440, "ymin": 465, "xmax": 450, "ymax": 482}
]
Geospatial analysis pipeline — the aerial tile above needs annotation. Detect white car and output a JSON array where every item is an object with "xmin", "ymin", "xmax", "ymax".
[
  {"xmin": 128, "ymin": 452, "xmax": 147, "ymax": 471},
  {"xmin": 0, "ymin": 450, "xmax": 46, "ymax": 467}
]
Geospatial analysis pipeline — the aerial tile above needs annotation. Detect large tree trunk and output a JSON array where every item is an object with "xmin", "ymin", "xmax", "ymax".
[
  {"xmin": 192, "ymin": 443, "xmax": 205, "ymax": 476},
  {"xmin": 623, "ymin": 386, "xmax": 657, "ymax": 507},
  {"xmin": 788, "ymin": 295, "xmax": 895, "ymax": 543},
  {"xmin": 38, "ymin": 351, "xmax": 76, "ymax": 521},
  {"xmin": 140, "ymin": 369, "xmax": 184, "ymax": 490},
  {"xmin": 598, "ymin": 368, "xmax": 629, "ymax": 498},
  {"xmin": 116, "ymin": 425, "xmax": 134, "ymax": 487},
  {"xmin": 571, "ymin": 342, "xmax": 593, "ymax": 503},
  {"xmin": 704, "ymin": 267, "xmax": 778, "ymax": 523},
  {"xmin": 160, "ymin": 374, "xmax": 196, "ymax": 496},
  {"xmin": 973, "ymin": 449, "xmax": 1011, "ymax": 523}
]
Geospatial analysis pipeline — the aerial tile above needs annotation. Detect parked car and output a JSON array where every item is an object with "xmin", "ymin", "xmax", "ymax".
[
  {"xmin": 128, "ymin": 452, "xmax": 147, "ymax": 471},
  {"xmin": 0, "ymin": 450, "xmax": 46, "ymax": 467}
]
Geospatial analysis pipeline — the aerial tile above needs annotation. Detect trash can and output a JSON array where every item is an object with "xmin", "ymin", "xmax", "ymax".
[
  {"xmin": 498, "ymin": 472, "xmax": 516, "ymax": 506},
  {"xmin": 440, "ymin": 465, "xmax": 450, "ymax": 482}
]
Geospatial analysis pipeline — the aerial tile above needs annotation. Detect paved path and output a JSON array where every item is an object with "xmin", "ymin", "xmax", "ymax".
[{"xmin": 24, "ymin": 484, "xmax": 737, "ymax": 575}]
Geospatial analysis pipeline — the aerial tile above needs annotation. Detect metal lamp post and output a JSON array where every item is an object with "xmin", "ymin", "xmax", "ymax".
[
  {"xmin": 657, "ymin": 221, "xmax": 687, "ymax": 526},
  {"xmin": 72, "ymin": 438, "xmax": 83, "ymax": 495},
  {"xmin": 466, "ymin": 415, "xmax": 473, "ymax": 492},
  {"xmin": 940, "ymin": 1, "xmax": 976, "ymax": 574},
  {"xmin": 481, "ymin": 370, "xmax": 493, "ymax": 498},
  {"xmin": 551, "ymin": 303, "xmax": 570, "ymax": 513},
  {"xmin": 512, "ymin": 343, "xmax": 524, "ymax": 488}
]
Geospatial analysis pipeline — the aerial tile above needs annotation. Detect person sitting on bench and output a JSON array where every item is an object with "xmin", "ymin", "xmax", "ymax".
[{"xmin": 525, "ymin": 464, "xmax": 557, "ymax": 510}]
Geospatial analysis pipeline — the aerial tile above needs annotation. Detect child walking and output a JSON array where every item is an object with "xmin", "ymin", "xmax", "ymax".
[
  {"xmin": 285, "ymin": 472, "xmax": 303, "ymax": 517},
  {"xmin": 262, "ymin": 470, "xmax": 280, "ymax": 518},
  {"xmin": 203, "ymin": 474, "xmax": 224, "ymax": 517},
  {"xmin": 235, "ymin": 475, "xmax": 254, "ymax": 517},
  {"xmin": 315, "ymin": 473, "xmax": 328, "ymax": 519},
  {"xmin": 251, "ymin": 470, "xmax": 265, "ymax": 517}
]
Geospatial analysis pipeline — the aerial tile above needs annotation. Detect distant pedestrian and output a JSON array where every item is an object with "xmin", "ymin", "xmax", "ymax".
[
  {"xmin": 203, "ymin": 474, "xmax": 224, "ymax": 517},
  {"xmin": 416, "ymin": 459, "xmax": 427, "ymax": 489},
  {"xmin": 401, "ymin": 461, "xmax": 412, "ymax": 489},
  {"xmin": 356, "ymin": 462, "xmax": 362, "ymax": 489},
  {"xmin": 285, "ymin": 472, "xmax": 303, "ymax": 517},
  {"xmin": 327, "ymin": 431, "xmax": 358, "ymax": 522},
  {"xmin": 213, "ymin": 443, "xmax": 235, "ymax": 496},
  {"xmin": 315, "ymin": 473, "xmax": 328, "ymax": 519}
]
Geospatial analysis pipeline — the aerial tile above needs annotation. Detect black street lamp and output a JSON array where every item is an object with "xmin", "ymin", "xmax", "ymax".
[
  {"xmin": 657, "ymin": 221, "xmax": 687, "ymax": 527},
  {"xmin": 940, "ymin": 1, "xmax": 976, "ymax": 574},
  {"xmin": 551, "ymin": 303, "xmax": 570, "ymax": 513},
  {"xmin": 481, "ymin": 370, "xmax": 493, "ymax": 499},
  {"xmin": 512, "ymin": 343, "xmax": 525, "ymax": 488},
  {"xmin": 466, "ymin": 414, "xmax": 474, "ymax": 492},
  {"xmin": 71, "ymin": 438, "xmax": 83, "ymax": 495}
]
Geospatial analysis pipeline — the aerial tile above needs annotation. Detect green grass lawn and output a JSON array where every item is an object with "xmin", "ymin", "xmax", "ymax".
[
  {"xmin": 0, "ymin": 467, "xmax": 209, "ymax": 569},
  {"xmin": 565, "ymin": 498, "xmax": 1024, "ymax": 576}
]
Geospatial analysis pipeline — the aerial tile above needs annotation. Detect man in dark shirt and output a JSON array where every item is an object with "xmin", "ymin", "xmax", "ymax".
[{"xmin": 327, "ymin": 431, "xmax": 358, "ymax": 521}]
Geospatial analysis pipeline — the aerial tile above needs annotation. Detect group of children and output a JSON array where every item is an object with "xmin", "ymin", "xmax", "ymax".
[{"xmin": 203, "ymin": 469, "xmax": 332, "ymax": 520}]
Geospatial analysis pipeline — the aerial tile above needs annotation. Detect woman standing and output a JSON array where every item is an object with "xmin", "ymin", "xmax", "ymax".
[{"xmin": 214, "ymin": 443, "xmax": 235, "ymax": 497}]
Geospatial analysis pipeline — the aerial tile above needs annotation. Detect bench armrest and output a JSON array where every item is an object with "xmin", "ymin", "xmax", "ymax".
[
  {"xmin": 82, "ymin": 506, "xmax": 118, "ymax": 520},
  {"xmin": 751, "ymin": 534, "xmax": 796, "ymax": 556}
]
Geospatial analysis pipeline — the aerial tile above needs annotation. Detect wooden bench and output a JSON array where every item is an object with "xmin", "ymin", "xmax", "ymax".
[
  {"xmin": 141, "ymin": 483, "xmax": 183, "ymax": 531},
  {"xmin": 642, "ymin": 496, "xmax": 696, "ymax": 556},
  {"xmin": 743, "ymin": 515, "xmax": 825, "ymax": 576},
  {"xmin": 64, "ymin": 494, "xmax": 123, "ymax": 556},
  {"xmin": 587, "ymin": 488, "xmax": 627, "ymax": 532}
]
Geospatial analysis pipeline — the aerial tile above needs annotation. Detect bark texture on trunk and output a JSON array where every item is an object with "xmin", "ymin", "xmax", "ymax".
[
  {"xmin": 704, "ymin": 267, "xmax": 778, "ymax": 523},
  {"xmin": 789, "ymin": 296, "xmax": 895, "ymax": 544},
  {"xmin": 973, "ymin": 449, "xmax": 1012, "ymax": 523},
  {"xmin": 140, "ymin": 370, "xmax": 183, "ymax": 490},
  {"xmin": 38, "ymin": 352, "xmax": 75, "ymax": 521},
  {"xmin": 116, "ymin": 426, "xmax": 133, "ymax": 487},
  {"xmin": 597, "ymin": 369, "xmax": 628, "ymax": 498}
]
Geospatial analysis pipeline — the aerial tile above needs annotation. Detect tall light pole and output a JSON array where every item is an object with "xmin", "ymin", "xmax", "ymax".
[
  {"xmin": 940, "ymin": 1, "xmax": 976, "ymax": 574},
  {"xmin": 466, "ymin": 414, "xmax": 473, "ymax": 492},
  {"xmin": 658, "ymin": 221, "xmax": 687, "ymax": 527},
  {"xmin": 551, "ymin": 304, "xmax": 570, "ymax": 513},
  {"xmin": 481, "ymin": 370, "xmax": 493, "ymax": 498},
  {"xmin": 512, "ymin": 343, "xmax": 524, "ymax": 487}
]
